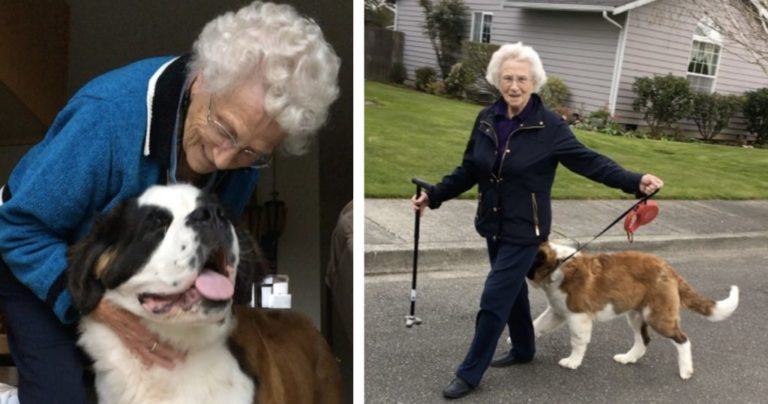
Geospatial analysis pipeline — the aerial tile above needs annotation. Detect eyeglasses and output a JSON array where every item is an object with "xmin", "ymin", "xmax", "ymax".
[{"xmin": 206, "ymin": 96, "xmax": 272, "ymax": 169}]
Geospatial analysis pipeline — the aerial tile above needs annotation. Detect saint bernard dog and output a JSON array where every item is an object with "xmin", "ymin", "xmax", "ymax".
[
  {"xmin": 521, "ymin": 242, "xmax": 739, "ymax": 380},
  {"xmin": 66, "ymin": 184, "xmax": 341, "ymax": 403}
]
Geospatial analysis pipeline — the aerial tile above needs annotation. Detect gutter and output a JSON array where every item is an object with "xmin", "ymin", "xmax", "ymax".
[
  {"xmin": 602, "ymin": 10, "xmax": 622, "ymax": 29},
  {"xmin": 502, "ymin": 1, "xmax": 661, "ymax": 15},
  {"xmin": 613, "ymin": 0, "xmax": 659, "ymax": 15},
  {"xmin": 502, "ymin": 2, "xmax": 612, "ymax": 12}
]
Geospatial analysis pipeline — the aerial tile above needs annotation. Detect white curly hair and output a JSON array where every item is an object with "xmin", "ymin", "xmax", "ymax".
[
  {"xmin": 190, "ymin": 1, "xmax": 340, "ymax": 155},
  {"xmin": 485, "ymin": 42, "xmax": 547, "ymax": 93}
]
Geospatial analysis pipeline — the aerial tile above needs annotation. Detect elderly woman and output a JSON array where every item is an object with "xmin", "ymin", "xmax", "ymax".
[
  {"xmin": 0, "ymin": 2, "xmax": 339, "ymax": 402},
  {"xmin": 412, "ymin": 42, "xmax": 663, "ymax": 399}
]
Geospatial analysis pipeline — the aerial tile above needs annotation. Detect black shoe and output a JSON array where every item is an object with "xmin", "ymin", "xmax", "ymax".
[
  {"xmin": 442, "ymin": 377, "xmax": 474, "ymax": 399},
  {"xmin": 490, "ymin": 353, "xmax": 533, "ymax": 368}
]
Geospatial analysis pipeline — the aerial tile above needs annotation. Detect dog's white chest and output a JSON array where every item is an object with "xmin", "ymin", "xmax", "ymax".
[{"xmin": 80, "ymin": 321, "xmax": 254, "ymax": 404}]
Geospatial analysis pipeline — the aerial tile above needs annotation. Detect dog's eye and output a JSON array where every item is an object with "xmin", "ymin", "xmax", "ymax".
[{"xmin": 146, "ymin": 211, "xmax": 172, "ymax": 232}]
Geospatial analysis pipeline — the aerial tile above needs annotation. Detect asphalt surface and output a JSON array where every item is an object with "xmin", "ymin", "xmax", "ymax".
[{"xmin": 364, "ymin": 245, "xmax": 768, "ymax": 403}]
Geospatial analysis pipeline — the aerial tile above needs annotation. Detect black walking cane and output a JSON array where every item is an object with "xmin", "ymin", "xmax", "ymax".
[{"xmin": 406, "ymin": 177, "xmax": 432, "ymax": 328}]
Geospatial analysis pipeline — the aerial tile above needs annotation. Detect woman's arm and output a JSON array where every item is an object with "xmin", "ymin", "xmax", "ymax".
[
  {"xmin": 552, "ymin": 123, "xmax": 643, "ymax": 194},
  {"xmin": 0, "ymin": 98, "xmax": 117, "ymax": 323},
  {"xmin": 423, "ymin": 114, "xmax": 484, "ymax": 209}
]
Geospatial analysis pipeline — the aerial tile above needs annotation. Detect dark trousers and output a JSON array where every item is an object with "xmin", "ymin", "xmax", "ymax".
[
  {"xmin": 0, "ymin": 259, "xmax": 88, "ymax": 404},
  {"xmin": 456, "ymin": 241, "xmax": 538, "ymax": 387}
]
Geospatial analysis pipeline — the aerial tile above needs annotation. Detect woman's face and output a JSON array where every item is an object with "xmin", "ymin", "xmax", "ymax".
[
  {"xmin": 499, "ymin": 59, "xmax": 534, "ymax": 116},
  {"xmin": 183, "ymin": 76, "xmax": 287, "ymax": 175}
]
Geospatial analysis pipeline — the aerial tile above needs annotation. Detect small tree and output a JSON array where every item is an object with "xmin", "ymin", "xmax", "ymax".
[
  {"xmin": 743, "ymin": 88, "xmax": 768, "ymax": 144},
  {"xmin": 632, "ymin": 74, "xmax": 693, "ymax": 138},
  {"xmin": 419, "ymin": 0, "xmax": 468, "ymax": 78},
  {"xmin": 688, "ymin": 92, "xmax": 742, "ymax": 141},
  {"xmin": 461, "ymin": 41, "xmax": 500, "ymax": 103}
]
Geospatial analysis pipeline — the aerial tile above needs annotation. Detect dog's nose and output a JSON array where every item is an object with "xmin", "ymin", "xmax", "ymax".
[{"xmin": 188, "ymin": 205, "xmax": 227, "ymax": 227}]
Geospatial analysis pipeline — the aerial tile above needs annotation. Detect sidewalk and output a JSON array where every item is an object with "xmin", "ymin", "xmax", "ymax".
[{"xmin": 365, "ymin": 198, "xmax": 768, "ymax": 274}]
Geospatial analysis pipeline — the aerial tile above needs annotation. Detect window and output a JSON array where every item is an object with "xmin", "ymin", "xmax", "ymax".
[
  {"xmin": 686, "ymin": 18, "xmax": 723, "ymax": 93},
  {"xmin": 471, "ymin": 12, "xmax": 492, "ymax": 43}
]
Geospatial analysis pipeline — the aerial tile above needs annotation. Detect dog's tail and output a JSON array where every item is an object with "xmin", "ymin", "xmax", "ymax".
[{"xmin": 678, "ymin": 277, "xmax": 739, "ymax": 322}]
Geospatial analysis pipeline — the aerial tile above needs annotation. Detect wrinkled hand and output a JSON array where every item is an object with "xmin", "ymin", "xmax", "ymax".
[
  {"xmin": 91, "ymin": 299, "xmax": 186, "ymax": 369},
  {"xmin": 639, "ymin": 174, "xmax": 664, "ymax": 195},
  {"xmin": 410, "ymin": 193, "xmax": 429, "ymax": 217}
]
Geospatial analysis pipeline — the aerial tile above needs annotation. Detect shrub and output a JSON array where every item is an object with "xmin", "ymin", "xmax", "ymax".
[
  {"xmin": 415, "ymin": 67, "xmax": 437, "ymax": 91},
  {"xmin": 419, "ymin": 0, "xmax": 468, "ymax": 78},
  {"xmin": 688, "ymin": 92, "xmax": 742, "ymax": 142},
  {"xmin": 461, "ymin": 41, "xmax": 500, "ymax": 103},
  {"xmin": 632, "ymin": 74, "xmax": 692, "ymax": 138},
  {"xmin": 552, "ymin": 105, "xmax": 577, "ymax": 124},
  {"xmin": 538, "ymin": 76, "xmax": 570, "ymax": 109},
  {"xmin": 426, "ymin": 80, "xmax": 446, "ymax": 95},
  {"xmin": 389, "ymin": 62, "xmax": 407, "ymax": 84},
  {"xmin": 587, "ymin": 107, "xmax": 611, "ymax": 129},
  {"xmin": 444, "ymin": 62, "xmax": 474, "ymax": 98},
  {"xmin": 743, "ymin": 88, "xmax": 768, "ymax": 144}
]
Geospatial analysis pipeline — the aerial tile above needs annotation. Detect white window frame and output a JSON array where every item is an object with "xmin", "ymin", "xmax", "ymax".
[
  {"xmin": 685, "ymin": 18, "xmax": 723, "ymax": 93},
  {"xmin": 470, "ymin": 11, "xmax": 493, "ymax": 43}
]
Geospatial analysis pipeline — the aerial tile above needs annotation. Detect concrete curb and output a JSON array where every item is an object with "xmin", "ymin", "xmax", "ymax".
[{"xmin": 364, "ymin": 231, "xmax": 768, "ymax": 275}]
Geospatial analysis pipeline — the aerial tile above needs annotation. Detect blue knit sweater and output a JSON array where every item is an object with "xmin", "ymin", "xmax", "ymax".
[{"xmin": 0, "ymin": 56, "xmax": 260, "ymax": 323}]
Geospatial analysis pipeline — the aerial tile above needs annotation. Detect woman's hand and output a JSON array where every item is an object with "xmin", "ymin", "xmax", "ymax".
[
  {"xmin": 411, "ymin": 193, "xmax": 430, "ymax": 217},
  {"xmin": 639, "ymin": 174, "xmax": 664, "ymax": 195},
  {"xmin": 90, "ymin": 299, "xmax": 186, "ymax": 369}
]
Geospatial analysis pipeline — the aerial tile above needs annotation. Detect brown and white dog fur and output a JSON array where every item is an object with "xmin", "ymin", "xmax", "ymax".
[
  {"xmin": 67, "ymin": 184, "xmax": 341, "ymax": 403},
  {"xmin": 519, "ymin": 242, "xmax": 739, "ymax": 380}
]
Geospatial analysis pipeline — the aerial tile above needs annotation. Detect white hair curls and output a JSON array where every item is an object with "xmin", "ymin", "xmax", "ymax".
[
  {"xmin": 190, "ymin": 1, "xmax": 340, "ymax": 155},
  {"xmin": 485, "ymin": 42, "xmax": 547, "ymax": 93}
]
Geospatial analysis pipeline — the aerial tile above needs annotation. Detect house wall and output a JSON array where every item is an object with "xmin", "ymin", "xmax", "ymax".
[
  {"xmin": 395, "ymin": 0, "xmax": 622, "ymax": 112},
  {"xmin": 615, "ymin": 0, "xmax": 768, "ymax": 138}
]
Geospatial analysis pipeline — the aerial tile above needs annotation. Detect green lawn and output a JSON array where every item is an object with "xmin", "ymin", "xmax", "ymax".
[{"xmin": 365, "ymin": 81, "xmax": 768, "ymax": 199}]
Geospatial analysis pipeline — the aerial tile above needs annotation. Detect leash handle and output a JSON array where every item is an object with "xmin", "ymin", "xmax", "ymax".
[{"xmin": 563, "ymin": 189, "xmax": 659, "ymax": 262}]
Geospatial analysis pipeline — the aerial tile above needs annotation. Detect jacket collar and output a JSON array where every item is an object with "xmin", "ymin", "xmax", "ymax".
[
  {"xmin": 143, "ymin": 54, "xmax": 192, "ymax": 170},
  {"xmin": 481, "ymin": 93, "xmax": 547, "ymax": 128}
]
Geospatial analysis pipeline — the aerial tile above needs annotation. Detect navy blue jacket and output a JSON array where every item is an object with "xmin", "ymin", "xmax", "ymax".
[{"xmin": 427, "ymin": 95, "xmax": 642, "ymax": 245}]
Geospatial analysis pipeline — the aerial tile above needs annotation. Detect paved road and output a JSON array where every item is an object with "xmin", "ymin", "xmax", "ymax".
[{"xmin": 365, "ymin": 245, "xmax": 768, "ymax": 403}]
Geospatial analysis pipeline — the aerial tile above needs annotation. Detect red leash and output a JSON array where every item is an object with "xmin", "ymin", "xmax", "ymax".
[{"xmin": 561, "ymin": 190, "xmax": 660, "ymax": 263}]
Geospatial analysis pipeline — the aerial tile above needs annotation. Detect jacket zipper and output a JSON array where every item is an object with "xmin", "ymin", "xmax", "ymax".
[
  {"xmin": 479, "ymin": 117, "xmax": 545, "ymax": 239},
  {"xmin": 494, "ymin": 123, "xmax": 545, "ymax": 179},
  {"xmin": 531, "ymin": 193, "xmax": 540, "ymax": 236}
]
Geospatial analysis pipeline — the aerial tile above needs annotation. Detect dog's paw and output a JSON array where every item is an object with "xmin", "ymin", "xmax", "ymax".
[
  {"xmin": 679, "ymin": 367, "xmax": 693, "ymax": 380},
  {"xmin": 558, "ymin": 357, "xmax": 582, "ymax": 370},
  {"xmin": 613, "ymin": 353, "xmax": 638, "ymax": 364}
]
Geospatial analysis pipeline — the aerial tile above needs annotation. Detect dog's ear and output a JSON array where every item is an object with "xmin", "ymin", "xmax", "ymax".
[
  {"xmin": 527, "ymin": 242, "xmax": 556, "ymax": 280},
  {"xmin": 67, "ymin": 201, "xmax": 129, "ymax": 315},
  {"xmin": 233, "ymin": 228, "xmax": 266, "ymax": 305}
]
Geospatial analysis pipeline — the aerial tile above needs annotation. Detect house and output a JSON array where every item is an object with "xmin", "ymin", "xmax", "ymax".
[{"xmin": 394, "ymin": 0, "xmax": 768, "ymax": 139}]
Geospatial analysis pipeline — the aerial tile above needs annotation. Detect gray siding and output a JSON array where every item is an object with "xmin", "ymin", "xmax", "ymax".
[
  {"xmin": 395, "ymin": 0, "xmax": 767, "ymax": 139},
  {"xmin": 493, "ymin": 9, "xmax": 621, "ymax": 112},
  {"xmin": 615, "ymin": 0, "xmax": 768, "ymax": 138},
  {"xmin": 395, "ymin": 0, "xmax": 494, "ymax": 77},
  {"xmin": 395, "ymin": 0, "xmax": 622, "ymax": 112}
]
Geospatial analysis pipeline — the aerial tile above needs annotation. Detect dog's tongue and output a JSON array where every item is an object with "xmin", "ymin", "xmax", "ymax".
[{"xmin": 195, "ymin": 269, "xmax": 234, "ymax": 301}]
